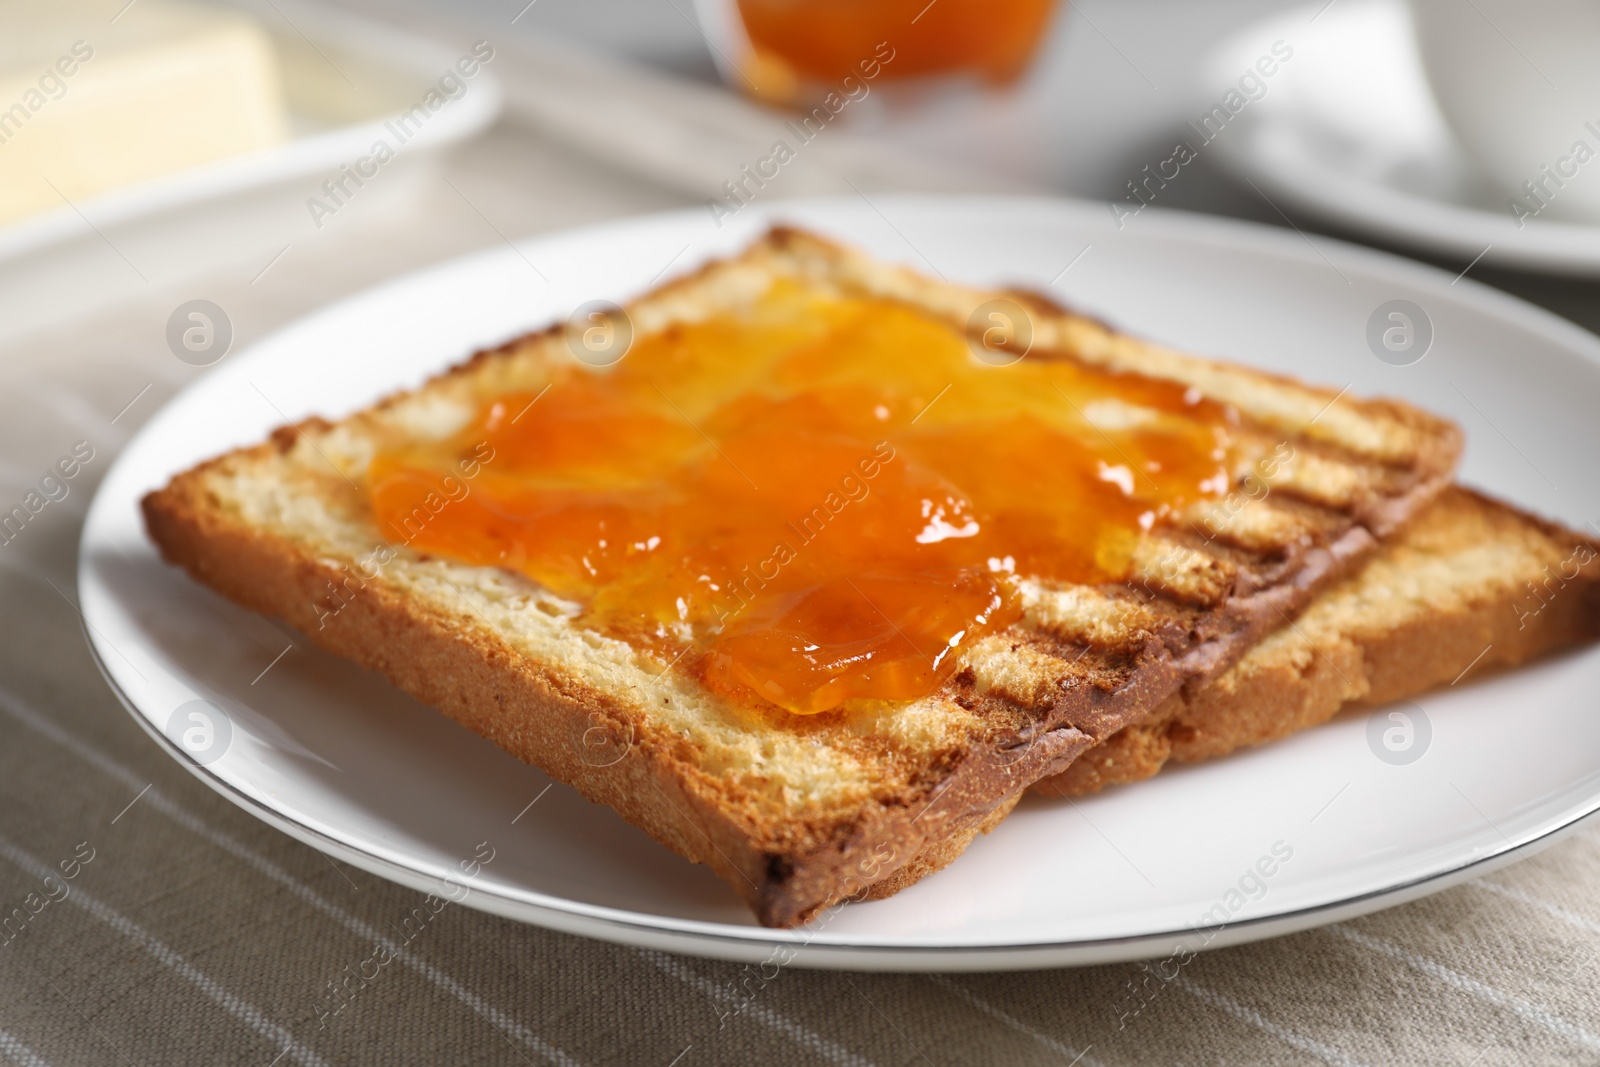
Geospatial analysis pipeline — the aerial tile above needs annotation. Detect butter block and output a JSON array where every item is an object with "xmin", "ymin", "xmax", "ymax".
[{"xmin": 0, "ymin": 0, "xmax": 289, "ymax": 226}]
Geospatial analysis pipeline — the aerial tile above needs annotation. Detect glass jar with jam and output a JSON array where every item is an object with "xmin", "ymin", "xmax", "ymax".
[{"xmin": 694, "ymin": 0, "xmax": 1061, "ymax": 106}]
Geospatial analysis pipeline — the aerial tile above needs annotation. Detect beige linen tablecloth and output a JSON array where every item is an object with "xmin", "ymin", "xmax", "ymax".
[{"xmin": 4, "ymin": 53, "xmax": 1600, "ymax": 1067}]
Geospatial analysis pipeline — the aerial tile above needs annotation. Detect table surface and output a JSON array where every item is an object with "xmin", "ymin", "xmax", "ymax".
[{"xmin": 4, "ymin": 3, "xmax": 1600, "ymax": 1065}]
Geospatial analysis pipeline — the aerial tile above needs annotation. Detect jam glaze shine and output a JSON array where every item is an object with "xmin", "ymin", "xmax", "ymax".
[{"xmin": 369, "ymin": 280, "xmax": 1237, "ymax": 715}]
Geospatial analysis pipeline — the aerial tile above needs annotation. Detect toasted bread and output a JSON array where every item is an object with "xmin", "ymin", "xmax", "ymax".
[
  {"xmin": 140, "ymin": 228, "xmax": 1461, "ymax": 926},
  {"xmin": 1035, "ymin": 487, "xmax": 1600, "ymax": 798}
]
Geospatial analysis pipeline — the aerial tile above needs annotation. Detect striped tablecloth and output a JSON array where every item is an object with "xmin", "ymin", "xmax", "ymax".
[{"xmin": 4, "ymin": 35, "xmax": 1600, "ymax": 1067}]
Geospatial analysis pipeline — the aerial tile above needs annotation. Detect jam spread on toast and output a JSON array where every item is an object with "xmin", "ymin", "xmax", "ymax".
[{"xmin": 369, "ymin": 280, "xmax": 1235, "ymax": 714}]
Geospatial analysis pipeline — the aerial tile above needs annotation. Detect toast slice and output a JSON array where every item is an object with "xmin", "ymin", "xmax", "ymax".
[
  {"xmin": 141, "ymin": 227, "xmax": 1461, "ymax": 926},
  {"xmin": 1034, "ymin": 486, "xmax": 1600, "ymax": 798}
]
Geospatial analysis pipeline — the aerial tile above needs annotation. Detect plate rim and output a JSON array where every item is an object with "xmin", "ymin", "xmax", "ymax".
[{"xmin": 78, "ymin": 192, "xmax": 1600, "ymax": 970}]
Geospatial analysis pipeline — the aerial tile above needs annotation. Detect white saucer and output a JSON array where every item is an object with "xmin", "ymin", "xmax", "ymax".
[
  {"xmin": 1205, "ymin": 0, "xmax": 1600, "ymax": 275},
  {"xmin": 79, "ymin": 196, "xmax": 1600, "ymax": 970}
]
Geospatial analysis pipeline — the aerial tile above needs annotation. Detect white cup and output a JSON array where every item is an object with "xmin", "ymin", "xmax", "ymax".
[{"xmin": 1410, "ymin": 0, "xmax": 1600, "ymax": 222}]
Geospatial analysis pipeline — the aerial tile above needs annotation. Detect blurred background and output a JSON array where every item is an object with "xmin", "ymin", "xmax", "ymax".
[
  {"xmin": 13, "ymin": 0, "xmax": 1597, "ymax": 359},
  {"xmin": 3, "ymin": 0, "xmax": 1599, "ymax": 576}
]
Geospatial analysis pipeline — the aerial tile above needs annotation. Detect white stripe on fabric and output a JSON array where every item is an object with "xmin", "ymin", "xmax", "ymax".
[
  {"xmin": 1329, "ymin": 924, "xmax": 1600, "ymax": 1052},
  {"xmin": 18, "ymin": 381, "xmax": 129, "ymax": 448},
  {"xmin": 0, "ymin": 686, "xmax": 585, "ymax": 1067},
  {"xmin": 924, "ymin": 975, "xmax": 1100, "ymax": 1065},
  {"xmin": 0, "ymin": 832, "xmax": 329, "ymax": 1067},
  {"xmin": 0, "ymin": 1027, "xmax": 52, "ymax": 1067},
  {"xmin": 1173, "ymin": 975, "xmax": 1371, "ymax": 1067},
  {"xmin": 1471, "ymin": 879, "xmax": 1600, "ymax": 938},
  {"xmin": 638, "ymin": 948, "xmax": 877, "ymax": 1067}
]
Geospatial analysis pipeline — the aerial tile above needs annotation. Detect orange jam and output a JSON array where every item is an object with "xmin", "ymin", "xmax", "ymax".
[
  {"xmin": 368, "ymin": 280, "xmax": 1235, "ymax": 715},
  {"xmin": 736, "ymin": 0, "xmax": 1057, "ymax": 93}
]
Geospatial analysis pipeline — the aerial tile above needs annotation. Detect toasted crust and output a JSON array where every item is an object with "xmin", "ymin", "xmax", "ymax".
[
  {"xmin": 140, "ymin": 227, "xmax": 1461, "ymax": 926},
  {"xmin": 1033, "ymin": 487, "xmax": 1600, "ymax": 798}
]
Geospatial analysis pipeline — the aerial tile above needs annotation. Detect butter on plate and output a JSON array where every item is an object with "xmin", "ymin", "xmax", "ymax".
[{"xmin": 0, "ymin": 0, "xmax": 289, "ymax": 227}]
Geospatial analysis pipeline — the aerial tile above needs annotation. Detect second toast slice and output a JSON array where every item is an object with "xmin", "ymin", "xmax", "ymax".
[{"xmin": 1036, "ymin": 487, "xmax": 1600, "ymax": 798}]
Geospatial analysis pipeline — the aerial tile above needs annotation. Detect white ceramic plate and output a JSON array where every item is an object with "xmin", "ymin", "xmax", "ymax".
[
  {"xmin": 79, "ymin": 196, "xmax": 1600, "ymax": 970},
  {"xmin": 1205, "ymin": 0, "xmax": 1600, "ymax": 276}
]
